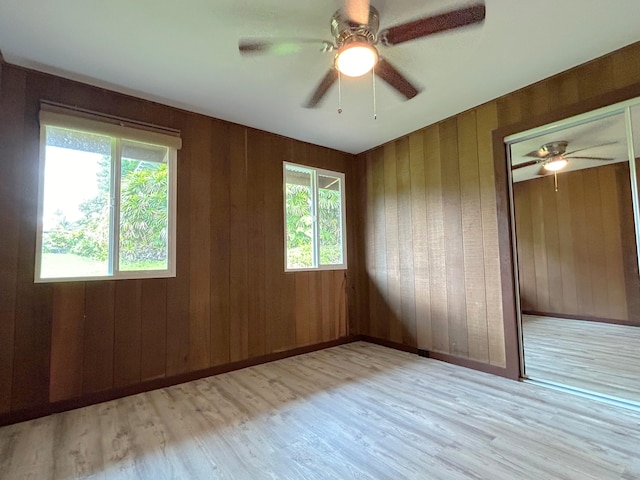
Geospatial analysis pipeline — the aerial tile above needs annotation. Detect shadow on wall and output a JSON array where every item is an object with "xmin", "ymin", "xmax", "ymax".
[{"xmin": 360, "ymin": 272, "xmax": 421, "ymax": 348}]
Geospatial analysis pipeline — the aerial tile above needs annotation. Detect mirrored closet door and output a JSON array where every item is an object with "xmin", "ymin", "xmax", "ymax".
[{"xmin": 507, "ymin": 98, "xmax": 640, "ymax": 406}]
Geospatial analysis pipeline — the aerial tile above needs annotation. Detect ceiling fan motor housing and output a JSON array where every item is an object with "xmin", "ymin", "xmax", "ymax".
[
  {"xmin": 331, "ymin": 6, "xmax": 380, "ymax": 47},
  {"xmin": 541, "ymin": 141, "xmax": 568, "ymax": 157}
]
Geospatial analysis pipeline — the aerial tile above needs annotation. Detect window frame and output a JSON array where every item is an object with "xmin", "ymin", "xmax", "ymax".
[
  {"xmin": 35, "ymin": 108, "xmax": 179, "ymax": 283},
  {"xmin": 283, "ymin": 161, "xmax": 347, "ymax": 272}
]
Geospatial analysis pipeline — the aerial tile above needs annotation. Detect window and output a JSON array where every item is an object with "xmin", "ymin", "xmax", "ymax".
[
  {"xmin": 35, "ymin": 104, "xmax": 181, "ymax": 282},
  {"xmin": 284, "ymin": 162, "xmax": 347, "ymax": 271}
]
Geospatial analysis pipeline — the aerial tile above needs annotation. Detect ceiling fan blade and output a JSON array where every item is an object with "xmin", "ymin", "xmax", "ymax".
[
  {"xmin": 239, "ymin": 39, "xmax": 334, "ymax": 56},
  {"xmin": 344, "ymin": 0, "xmax": 370, "ymax": 25},
  {"xmin": 379, "ymin": 3, "xmax": 486, "ymax": 46},
  {"xmin": 304, "ymin": 69, "xmax": 339, "ymax": 108},
  {"xmin": 375, "ymin": 59, "xmax": 421, "ymax": 100},
  {"xmin": 512, "ymin": 160, "xmax": 540, "ymax": 170},
  {"xmin": 564, "ymin": 141, "xmax": 619, "ymax": 156},
  {"xmin": 566, "ymin": 156, "xmax": 615, "ymax": 161}
]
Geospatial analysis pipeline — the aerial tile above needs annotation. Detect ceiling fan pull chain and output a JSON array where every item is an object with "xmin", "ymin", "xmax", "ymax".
[
  {"xmin": 554, "ymin": 171, "xmax": 558, "ymax": 192},
  {"xmin": 372, "ymin": 65, "xmax": 377, "ymax": 120},
  {"xmin": 338, "ymin": 70, "xmax": 343, "ymax": 114}
]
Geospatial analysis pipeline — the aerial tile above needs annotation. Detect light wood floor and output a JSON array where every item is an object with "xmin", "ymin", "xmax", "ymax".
[
  {"xmin": 523, "ymin": 315, "xmax": 640, "ymax": 404},
  {"xmin": 1, "ymin": 342, "xmax": 640, "ymax": 479}
]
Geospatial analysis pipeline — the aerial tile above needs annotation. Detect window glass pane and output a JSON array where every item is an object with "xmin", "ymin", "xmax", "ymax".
[
  {"xmin": 119, "ymin": 141, "xmax": 169, "ymax": 271},
  {"xmin": 40, "ymin": 127, "xmax": 112, "ymax": 278},
  {"xmin": 318, "ymin": 174, "xmax": 343, "ymax": 265},
  {"xmin": 285, "ymin": 165, "xmax": 314, "ymax": 269}
]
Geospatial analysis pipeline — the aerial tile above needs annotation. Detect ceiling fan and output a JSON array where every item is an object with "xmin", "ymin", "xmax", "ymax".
[
  {"xmin": 238, "ymin": 0, "xmax": 486, "ymax": 108},
  {"xmin": 512, "ymin": 141, "xmax": 616, "ymax": 177}
]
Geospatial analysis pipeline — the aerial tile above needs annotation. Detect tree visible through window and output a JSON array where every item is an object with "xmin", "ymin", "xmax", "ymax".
[{"xmin": 284, "ymin": 163, "xmax": 346, "ymax": 270}]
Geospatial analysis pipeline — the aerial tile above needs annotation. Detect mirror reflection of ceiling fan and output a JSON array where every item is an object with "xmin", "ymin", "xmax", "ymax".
[
  {"xmin": 512, "ymin": 141, "xmax": 616, "ymax": 177},
  {"xmin": 238, "ymin": 0, "xmax": 486, "ymax": 107}
]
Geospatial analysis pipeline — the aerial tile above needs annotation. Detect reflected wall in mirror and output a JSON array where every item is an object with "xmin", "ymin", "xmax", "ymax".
[{"xmin": 507, "ymin": 98, "xmax": 640, "ymax": 406}]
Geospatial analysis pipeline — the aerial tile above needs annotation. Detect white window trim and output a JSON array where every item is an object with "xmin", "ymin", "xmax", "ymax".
[
  {"xmin": 283, "ymin": 161, "xmax": 348, "ymax": 272},
  {"xmin": 35, "ymin": 106, "xmax": 179, "ymax": 283}
]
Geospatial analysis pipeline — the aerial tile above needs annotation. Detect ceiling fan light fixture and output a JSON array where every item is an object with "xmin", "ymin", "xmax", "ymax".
[
  {"xmin": 335, "ymin": 42, "xmax": 378, "ymax": 77},
  {"xmin": 543, "ymin": 158, "xmax": 568, "ymax": 171}
]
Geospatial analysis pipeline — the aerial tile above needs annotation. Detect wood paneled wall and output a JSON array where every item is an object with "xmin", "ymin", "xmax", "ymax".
[
  {"xmin": 350, "ymin": 41, "xmax": 640, "ymax": 374},
  {"xmin": 513, "ymin": 164, "xmax": 640, "ymax": 323},
  {"xmin": 353, "ymin": 106, "xmax": 506, "ymax": 367},
  {"xmin": 0, "ymin": 62, "xmax": 350, "ymax": 418}
]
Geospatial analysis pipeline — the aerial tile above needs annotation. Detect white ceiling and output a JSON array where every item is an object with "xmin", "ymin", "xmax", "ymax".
[{"xmin": 1, "ymin": 0, "xmax": 639, "ymax": 154}]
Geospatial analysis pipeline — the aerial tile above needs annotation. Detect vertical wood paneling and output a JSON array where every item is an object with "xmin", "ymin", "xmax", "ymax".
[
  {"xmin": 555, "ymin": 179, "xmax": 579, "ymax": 315},
  {"xmin": 308, "ymin": 273, "xmax": 322, "ymax": 344},
  {"xmin": 83, "ymin": 282, "xmax": 115, "ymax": 394},
  {"xmin": 396, "ymin": 137, "xmax": 417, "ymax": 346},
  {"xmin": 458, "ymin": 111, "xmax": 489, "ymax": 363},
  {"xmin": 568, "ymin": 171, "xmax": 594, "ymax": 314},
  {"xmin": 363, "ymin": 152, "xmax": 375, "ymax": 338},
  {"xmin": 530, "ymin": 179, "xmax": 550, "ymax": 311},
  {"xmin": 476, "ymin": 102, "xmax": 505, "ymax": 367},
  {"xmin": 541, "ymin": 177, "xmax": 563, "ymax": 314},
  {"xmin": 345, "ymin": 154, "xmax": 358, "ymax": 334},
  {"xmin": 496, "ymin": 90, "xmax": 525, "ymax": 126},
  {"xmin": 371, "ymin": 148, "xmax": 389, "ymax": 339},
  {"xmin": 187, "ymin": 115, "xmax": 212, "ymax": 370},
  {"xmin": 264, "ymin": 135, "xmax": 295, "ymax": 353},
  {"xmin": 578, "ymin": 56, "xmax": 614, "ymax": 101},
  {"xmin": 514, "ymin": 164, "xmax": 636, "ymax": 322},
  {"xmin": 294, "ymin": 272, "xmax": 311, "ymax": 346},
  {"xmin": 263, "ymin": 133, "xmax": 282, "ymax": 352},
  {"xmin": 11, "ymin": 71, "xmax": 54, "ymax": 411},
  {"xmin": 210, "ymin": 121, "xmax": 231, "ymax": 366},
  {"xmin": 50, "ymin": 284, "xmax": 85, "ymax": 402},
  {"xmin": 335, "ymin": 270, "xmax": 347, "ymax": 338},
  {"xmin": 513, "ymin": 184, "xmax": 536, "ymax": 310},
  {"xmin": 165, "ymin": 111, "xmax": 191, "ymax": 377},
  {"xmin": 280, "ymin": 147, "xmax": 298, "ymax": 350},
  {"xmin": 599, "ymin": 166, "xmax": 628, "ymax": 320},
  {"xmin": 440, "ymin": 119, "xmax": 468, "ymax": 357},
  {"xmin": 557, "ymin": 74, "xmax": 580, "ymax": 108},
  {"xmin": 408, "ymin": 131, "xmax": 431, "ymax": 350},
  {"xmin": 113, "ymin": 280, "xmax": 141, "ymax": 388},
  {"xmin": 321, "ymin": 271, "xmax": 333, "ymax": 342},
  {"xmin": 0, "ymin": 66, "xmax": 24, "ymax": 413},
  {"xmin": 347, "ymin": 151, "xmax": 367, "ymax": 336},
  {"xmin": 229, "ymin": 125, "xmax": 249, "ymax": 362},
  {"xmin": 246, "ymin": 129, "xmax": 266, "ymax": 358},
  {"xmin": 582, "ymin": 169, "xmax": 610, "ymax": 319},
  {"xmin": 383, "ymin": 142, "xmax": 402, "ymax": 343},
  {"xmin": 525, "ymin": 80, "xmax": 555, "ymax": 117},
  {"xmin": 140, "ymin": 279, "xmax": 167, "ymax": 381},
  {"xmin": 613, "ymin": 42, "xmax": 640, "ymax": 89},
  {"xmin": 424, "ymin": 125, "xmax": 449, "ymax": 353}
]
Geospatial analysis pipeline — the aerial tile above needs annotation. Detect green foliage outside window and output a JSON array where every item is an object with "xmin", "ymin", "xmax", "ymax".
[
  {"xmin": 42, "ymin": 156, "xmax": 168, "ymax": 270},
  {"xmin": 285, "ymin": 182, "xmax": 342, "ymax": 268}
]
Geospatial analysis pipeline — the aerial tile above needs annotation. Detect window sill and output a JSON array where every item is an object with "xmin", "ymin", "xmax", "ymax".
[{"xmin": 284, "ymin": 265, "xmax": 347, "ymax": 273}]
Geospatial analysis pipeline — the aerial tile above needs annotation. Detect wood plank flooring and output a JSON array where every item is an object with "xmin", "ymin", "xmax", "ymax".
[
  {"xmin": 523, "ymin": 315, "xmax": 640, "ymax": 404},
  {"xmin": 1, "ymin": 342, "xmax": 640, "ymax": 479}
]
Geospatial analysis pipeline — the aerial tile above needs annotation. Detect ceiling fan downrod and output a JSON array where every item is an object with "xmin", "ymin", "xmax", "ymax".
[
  {"xmin": 337, "ymin": 70, "xmax": 343, "ymax": 114},
  {"xmin": 372, "ymin": 65, "xmax": 377, "ymax": 120}
]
